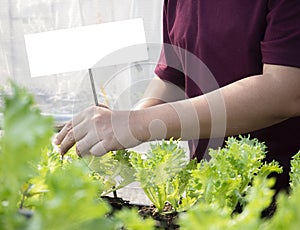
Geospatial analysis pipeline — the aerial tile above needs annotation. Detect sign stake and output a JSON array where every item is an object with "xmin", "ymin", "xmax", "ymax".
[{"xmin": 88, "ymin": 68, "xmax": 99, "ymax": 106}]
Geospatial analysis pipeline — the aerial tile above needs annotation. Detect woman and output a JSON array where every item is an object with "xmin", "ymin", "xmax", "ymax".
[{"xmin": 55, "ymin": 0, "xmax": 300, "ymax": 192}]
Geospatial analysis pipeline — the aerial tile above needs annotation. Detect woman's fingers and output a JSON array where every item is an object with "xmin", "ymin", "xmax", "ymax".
[
  {"xmin": 54, "ymin": 121, "xmax": 73, "ymax": 145},
  {"xmin": 54, "ymin": 120, "xmax": 88, "ymax": 156},
  {"xmin": 59, "ymin": 128, "xmax": 77, "ymax": 156},
  {"xmin": 89, "ymin": 140, "xmax": 109, "ymax": 157},
  {"xmin": 76, "ymin": 132, "xmax": 101, "ymax": 157},
  {"xmin": 72, "ymin": 108, "xmax": 87, "ymax": 126},
  {"xmin": 54, "ymin": 105, "xmax": 140, "ymax": 158},
  {"xmin": 54, "ymin": 110, "xmax": 85, "ymax": 145}
]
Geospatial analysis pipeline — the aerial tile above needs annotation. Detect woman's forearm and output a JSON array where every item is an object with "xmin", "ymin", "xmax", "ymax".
[
  {"xmin": 55, "ymin": 64, "xmax": 300, "ymax": 157},
  {"xmin": 131, "ymin": 64, "xmax": 300, "ymax": 142}
]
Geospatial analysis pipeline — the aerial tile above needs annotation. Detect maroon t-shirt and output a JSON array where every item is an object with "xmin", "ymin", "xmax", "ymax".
[{"xmin": 155, "ymin": 0, "xmax": 300, "ymax": 191}]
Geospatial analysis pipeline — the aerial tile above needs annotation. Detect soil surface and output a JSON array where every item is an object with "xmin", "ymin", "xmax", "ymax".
[
  {"xmin": 102, "ymin": 196, "xmax": 179, "ymax": 229},
  {"xmin": 103, "ymin": 195, "xmax": 277, "ymax": 230}
]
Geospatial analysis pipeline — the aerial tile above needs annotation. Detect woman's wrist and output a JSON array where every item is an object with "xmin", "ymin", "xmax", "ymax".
[
  {"xmin": 129, "ymin": 103, "xmax": 182, "ymax": 143},
  {"xmin": 129, "ymin": 109, "xmax": 151, "ymax": 143}
]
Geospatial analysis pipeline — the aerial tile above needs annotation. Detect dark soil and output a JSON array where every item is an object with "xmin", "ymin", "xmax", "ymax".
[
  {"xmin": 138, "ymin": 202, "xmax": 179, "ymax": 230},
  {"xmin": 102, "ymin": 195, "xmax": 277, "ymax": 229},
  {"xmin": 102, "ymin": 196, "xmax": 179, "ymax": 229}
]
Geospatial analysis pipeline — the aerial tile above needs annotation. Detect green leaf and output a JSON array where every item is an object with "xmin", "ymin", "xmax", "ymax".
[
  {"xmin": 84, "ymin": 149, "xmax": 136, "ymax": 195},
  {"xmin": 188, "ymin": 136, "xmax": 281, "ymax": 211},
  {"xmin": 264, "ymin": 184, "xmax": 300, "ymax": 230},
  {"xmin": 114, "ymin": 208, "xmax": 155, "ymax": 230},
  {"xmin": 28, "ymin": 162, "xmax": 112, "ymax": 230},
  {"xmin": 179, "ymin": 176, "xmax": 275, "ymax": 230},
  {"xmin": 290, "ymin": 151, "xmax": 300, "ymax": 189},
  {"xmin": 0, "ymin": 82, "xmax": 53, "ymax": 230},
  {"xmin": 130, "ymin": 139, "xmax": 188, "ymax": 212}
]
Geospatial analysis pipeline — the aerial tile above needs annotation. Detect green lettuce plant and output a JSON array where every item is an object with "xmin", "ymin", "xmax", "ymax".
[
  {"xmin": 179, "ymin": 143, "xmax": 300, "ymax": 230},
  {"xmin": 129, "ymin": 139, "xmax": 192, "ymax": 212},
  {"xmin": 0, "ymin": 83, "xmax": 53, "ymax": 229},
  {"xmin": 0, "ymin": 83, "xmax": 155, "ymax": 230},
  {"xmin": 262, "ymin": 150, "xmax": 300, "ymax": 230},
  {"xmin": 188, "ymin": 136, "xmax": 282, "ymax": 212},
  {"xmin": 130, "ymin": 136, "xmax": 282, "ymax": 214},
  {"xmin": 83, "ymin": 149, "xmax": 136, "ymax": 196},
  {"xmin": 179, "ymin": 176, "xmax": 276, "ymax": 230}
]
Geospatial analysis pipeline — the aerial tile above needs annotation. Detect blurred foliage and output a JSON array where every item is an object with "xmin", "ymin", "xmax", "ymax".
[
  {"xmin": 84, "ymin": 149, "xmax": 136, "ymax": 196},
  {"xmin": 179, "ymin": 176, "xmax": 275, "ymax": 230},
  {"xmin": 0, "ymin": 82, "xmax": 154, "ymax": 230},
  {"xmin": 1, "ymin": 82, "xmax": 300, "ymax": 230},
  {"xmin": 0, "ymin": 82, "xmax": 54, "ymax": 229}
]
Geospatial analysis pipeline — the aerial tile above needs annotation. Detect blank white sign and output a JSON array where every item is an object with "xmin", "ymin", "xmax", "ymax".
[{"xmin": 24, "ymin": 18, "xmax": 148, "ymax": 77}]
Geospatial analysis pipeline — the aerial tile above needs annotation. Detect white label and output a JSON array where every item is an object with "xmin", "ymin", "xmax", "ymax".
[{"xmin": 25, "ymin": 18, "xmax": 148, "ymax": 77}]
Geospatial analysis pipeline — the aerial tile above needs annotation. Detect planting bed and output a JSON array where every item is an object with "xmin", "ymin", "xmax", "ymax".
[
  {"xmin": 104, "ymin": 195, "xmax": 179, "ymax": 229},
  {"xmin": 1, "ymin": 83, "xmax": 300, "ymax": 230}
]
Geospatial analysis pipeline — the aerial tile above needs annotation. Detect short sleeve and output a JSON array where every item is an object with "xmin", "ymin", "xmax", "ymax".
[
  {"xmin": 154, "ymin": 1, "xmax": 185, "ymax": 88},
  {"xmin": 261, "ymin": 0, "xmax": 300, "ymax": 68}
]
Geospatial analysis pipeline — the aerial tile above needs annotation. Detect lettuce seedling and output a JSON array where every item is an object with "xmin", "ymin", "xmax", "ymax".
[
  {"xmin": 83, "ymin": 149, "xmax": 136, "ymax": 196},
  {"xmin": 179, "ymin": 176, "xmax": 275, "ymax": 230},
  {"xmin": 130, "ymin": 139, "xmax": 190, "ymax": 212},
  {"xmin": 188, "ymin": 136, "xmax": 282, "ymax": 211}
]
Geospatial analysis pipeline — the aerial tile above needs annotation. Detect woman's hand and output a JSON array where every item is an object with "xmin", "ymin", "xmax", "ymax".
[{"xmin": 54, "ymin": 105, "xmax": 142, "ymax": 157}]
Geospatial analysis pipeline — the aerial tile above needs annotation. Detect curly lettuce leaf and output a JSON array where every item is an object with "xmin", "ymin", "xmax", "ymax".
[
  {"xmin": 187, "ymin": 136, "xmax": 282, "ymax": 211},
  {"xmin": 130, "ymin": 139, "xmax": 189, "ymax": 212}
]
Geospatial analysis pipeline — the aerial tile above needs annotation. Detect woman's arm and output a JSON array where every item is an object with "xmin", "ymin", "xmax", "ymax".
[
  {"xmin": 55, "ymin": 64, "xmax": 300, "ymax": 156},
  {"xmin": 132, "ymin": 64, "xmax": 300, "ymax": 140}
]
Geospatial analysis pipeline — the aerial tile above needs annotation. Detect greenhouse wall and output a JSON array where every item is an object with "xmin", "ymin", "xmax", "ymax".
[{"xmin": 0, "ymin": 0, "xmax": 163, "ymax": 117}]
